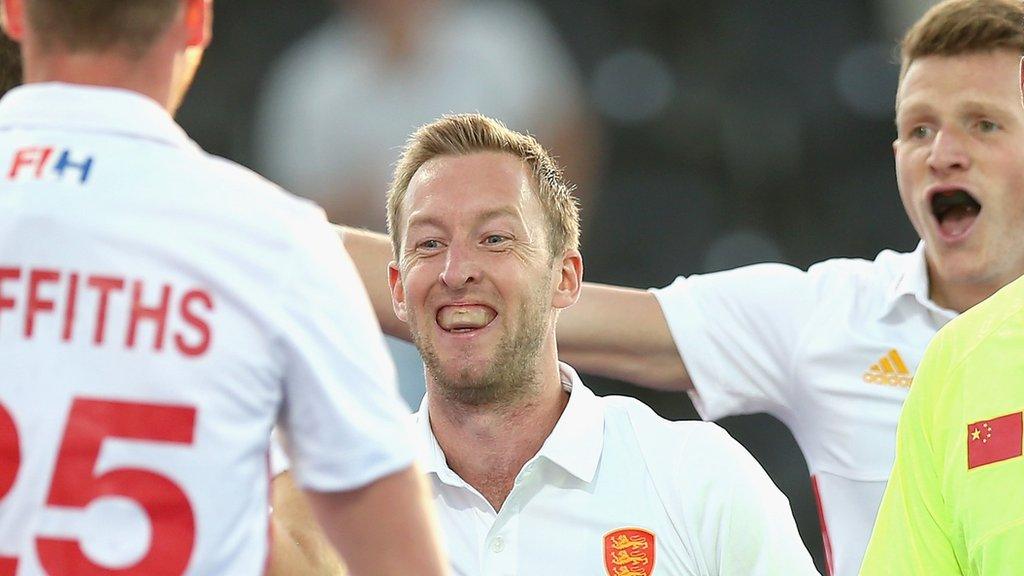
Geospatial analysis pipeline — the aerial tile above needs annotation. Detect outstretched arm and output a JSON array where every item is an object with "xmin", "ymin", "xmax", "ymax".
[{"xmin": 557, "ymin": 283, "xmax": 690, "ymax": 391}]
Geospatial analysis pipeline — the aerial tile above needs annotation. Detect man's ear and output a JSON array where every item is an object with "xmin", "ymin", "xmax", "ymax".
[
  {"xmin": 2, "ymin": 0, "xmax": 26, "ymax": 42},
  {"xmin": 388, "ymin": 261, "xmax": 409, "ymax": 322},
  {"xmin": 1019, "ymin": 56, "xmax": 1024, "ymax": 108},
  {"xmin": 184, "ymin": 0, "xmax": 212, "ymax": 48},
  {"xmin": 552, "ymin": 249, "xmax": 582, "ymax": 310}
]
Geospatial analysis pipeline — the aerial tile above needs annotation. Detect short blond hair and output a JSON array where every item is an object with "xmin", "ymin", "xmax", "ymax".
[
  {"xmin": 387, "ymin": 113, "xmax": 580, "ymax": 259},
  {"xmin": 899, "ymin": 0, "xmax": 1024, "ymax": 80}
]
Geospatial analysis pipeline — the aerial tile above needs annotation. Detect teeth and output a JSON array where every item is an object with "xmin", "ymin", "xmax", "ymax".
[{"xmin": 437, "ymin": 305, "xmax": 496, "ymax": 331}]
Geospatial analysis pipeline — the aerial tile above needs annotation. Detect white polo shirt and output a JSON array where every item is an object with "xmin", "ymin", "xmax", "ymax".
[
  {"xmin": 652, "ymin": 245, "xmax": 956, "ymax": 576},
  {"xmin": 417, "ymin": 363, "xmax": 819, "ymax": 576},
  {"xmin": 0, "ymin": 83, "xmax": 413, "ymax": 575}
]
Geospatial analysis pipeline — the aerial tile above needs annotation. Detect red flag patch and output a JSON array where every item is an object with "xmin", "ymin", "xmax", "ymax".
[{"xmin": 967, "ymin": 412, "xmax": 1023, "ymax": 469}]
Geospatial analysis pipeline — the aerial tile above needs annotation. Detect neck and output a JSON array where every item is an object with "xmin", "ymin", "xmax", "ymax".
[
  {"xmin": 21, "ymin": 41, "xmax": 179, "ymax": 113},
  {"xmin": 427, "ymin": 357, "xmax": 568, "ymax": 512},
  {"xmin": 928, "ymin": 268, "xmax": 1011, "ymax": 313}
]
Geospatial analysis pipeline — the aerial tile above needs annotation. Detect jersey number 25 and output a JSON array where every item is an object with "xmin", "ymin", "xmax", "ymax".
[{"xmin": 0, "ymin": 398, "xmax": 197, "ymax": 575}]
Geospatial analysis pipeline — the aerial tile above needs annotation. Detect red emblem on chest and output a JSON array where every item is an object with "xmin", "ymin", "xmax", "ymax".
[{"xmin": 604, "ymin": 527, "xmax": 655, "ymax": 576}]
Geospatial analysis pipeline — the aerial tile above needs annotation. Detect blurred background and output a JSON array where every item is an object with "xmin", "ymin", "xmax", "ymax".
[{"xmin": 178, "ymin": 0, "xmax": 939, "ymax": 570}]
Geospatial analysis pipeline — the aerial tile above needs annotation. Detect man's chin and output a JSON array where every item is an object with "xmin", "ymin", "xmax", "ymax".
[
  {"xmin": 433, "ymin": 360, "xmax": 490, "ymax": 388},
  {"xmin": 927, "ymin": 241, "xmax": 981, "ymax": 275},
  {"xmin": 425, "ymin": 357, "xmax": 522, "ymax": 406}
]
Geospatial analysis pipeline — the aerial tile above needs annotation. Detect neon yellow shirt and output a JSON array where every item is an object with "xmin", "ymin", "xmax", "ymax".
[{"xmin": 861, "ymin": 276, "xmax": 1024, "ymax": 575}]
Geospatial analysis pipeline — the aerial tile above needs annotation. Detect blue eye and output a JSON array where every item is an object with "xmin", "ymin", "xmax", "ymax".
[
  {"xmin": 484, "ymin": 235, "xmax": 507, "ymax": 245},
  {"xmin": 418, "ymin": 239, "xmax": 442, "ymax": 250}
]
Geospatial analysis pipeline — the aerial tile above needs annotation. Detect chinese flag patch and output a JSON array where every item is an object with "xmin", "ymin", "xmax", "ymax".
[{"xmin": 967, "ymin": 412, "xmax": 1023, "ymax": 469}]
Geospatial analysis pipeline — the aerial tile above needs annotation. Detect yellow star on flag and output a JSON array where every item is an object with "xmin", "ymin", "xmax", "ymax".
[{"xmin": 971, "ymin": 428, "xmax": 982, "ymax": 441}]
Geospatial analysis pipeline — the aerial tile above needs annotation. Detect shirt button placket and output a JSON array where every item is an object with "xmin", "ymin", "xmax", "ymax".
[{"xmin": 490, "ymin": 536, "xmax": 505, "ymax": 553}]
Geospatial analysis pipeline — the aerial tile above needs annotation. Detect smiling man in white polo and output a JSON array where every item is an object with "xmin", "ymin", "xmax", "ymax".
[{"xmin": 384, "ymin": 113, "xmax": 819, "ymax": 575}]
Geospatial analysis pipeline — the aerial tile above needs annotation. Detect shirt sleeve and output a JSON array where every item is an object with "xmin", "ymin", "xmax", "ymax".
[
  {"xmin": 859, "ymin": 332, "xmax": 962, "ymax": 575},
  {"xmin": 275, "ymin": 204, "xmax": 415, "ymax": 493},
  {"xmin": 682, "ymin": 424, "xmax": 821, "ymax": 576},
  {"xmin": 651, "ymin": 263, "xmax": 817, "ymax": 422}
]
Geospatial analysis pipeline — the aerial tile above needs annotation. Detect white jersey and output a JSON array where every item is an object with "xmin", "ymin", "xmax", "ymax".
[
  {"xmin": 417, "ymin": 363, "xmax": 819, "ymax": 576},
  {"xmin": 0, "ymin": 83, "xmax": 414, "ymax": 575},
  {"xmin": 651, "ymin": 245, "xmax": 955, "ymax": 576}
]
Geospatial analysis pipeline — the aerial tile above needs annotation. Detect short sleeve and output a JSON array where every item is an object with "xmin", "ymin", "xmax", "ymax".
[
  {"xmin": 682, "ymin": 424, "xmax": 820, "ymax": 575},
  {"xmin": 860, "ymin": 333, "xmax": 962, "ymax": 575},
  {"xmin": 276, "ymin": 205, "xmax": 415, "ymax": 492},
  {"xmin": 651, "ymin": 263, "xmax": 817, "ymax": 421}
]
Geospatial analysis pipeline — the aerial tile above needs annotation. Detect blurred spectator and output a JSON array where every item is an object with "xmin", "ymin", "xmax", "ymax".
[
  {"xmin": 255, "ymin": 0, "xmax": 599, "ymax": 231},
  {"xmin": 254, "ymin": 0, "xmax": 600, "ymax": 407}
]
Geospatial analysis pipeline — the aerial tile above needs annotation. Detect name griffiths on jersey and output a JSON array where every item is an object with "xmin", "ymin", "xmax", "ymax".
[{"xmin": 0, "ymin": 266, "xmax": 213, "ymax": 357}]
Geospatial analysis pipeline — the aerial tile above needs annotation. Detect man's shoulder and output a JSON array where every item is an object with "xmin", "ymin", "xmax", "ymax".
[
  {"xmin": 195, "ymin": 153, "xmax": 326, "ymax": 225},
  {"xmin": 152, "ymin": 152, "xmax": 339, "ymax": 279},
  {"xmin": 780, "ymin": 247, "xmax": 920, "ymax": 317},
  {"xmin": 805, "ymin": 247, "xmax": 916, "ymax": 286},
  {"xmin": 198, "ymin": 153, "xmax": 284, "ymax": 197},
  {"xmin": 600, "ymin": 395, "xmax": 734, "ymax": 458},
  {"xmin": 599, "ymin": 396, "xmax": 763, "ymax": 492},
  {"xmin": 666, "ymin": 247, "xmax": 913, "ymax": 299}
]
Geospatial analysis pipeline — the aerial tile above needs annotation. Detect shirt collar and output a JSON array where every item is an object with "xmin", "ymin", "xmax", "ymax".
[
  {"xmin": 0, "ymin": 82, "xmax": 197, "ymax": 150},
  {"xmin": 413, "ymin": 395, "xmax": 458, "ymax": 485},
  {"xmin": 535, "ymin": 363, "xmax": 604, "ymax": 483},
  {"xmin": 880, "ymin": 241, "xmax": 957, "ymax": 321},
  {"xmin": 413, "ymin": 362, "xmax": 605, "ymax": 487}
]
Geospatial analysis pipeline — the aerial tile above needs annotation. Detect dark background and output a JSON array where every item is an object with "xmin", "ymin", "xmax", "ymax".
[{"xmin": 178, "ymin": 1, "xmax": 934, "ymax": 571}]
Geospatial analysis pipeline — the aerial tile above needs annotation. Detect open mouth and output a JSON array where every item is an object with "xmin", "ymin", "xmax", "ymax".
[
  {"xmin": 436, "ymin": 305, "xmax": 497, "ymax": 334},
  {"xmin": 930, "ymin": 189, "xmax": 981, "ymax": 239}
]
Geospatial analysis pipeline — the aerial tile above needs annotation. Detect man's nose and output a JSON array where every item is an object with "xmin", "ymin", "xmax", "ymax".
[
  {"xmin": 439, "ymin": 244, "xmax": 481, "ymax": 289},
  {"xmin": 927, "ymin": 128, "xmax": 971, "ymax": 174}
]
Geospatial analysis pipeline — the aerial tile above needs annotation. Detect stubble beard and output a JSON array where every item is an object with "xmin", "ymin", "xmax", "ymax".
[{"xmin": 411, "ymin": 283, "xmax": 551, "ymax": 408}]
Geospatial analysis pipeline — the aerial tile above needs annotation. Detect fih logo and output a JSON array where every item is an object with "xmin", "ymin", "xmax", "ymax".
[{"xmin": 8, "ymin": 146, "xmax": 95, "ymax": 184}]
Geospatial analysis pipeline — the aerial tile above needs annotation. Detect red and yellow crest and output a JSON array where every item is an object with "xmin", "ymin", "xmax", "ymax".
[{"xmin": 604, "ymin": 527, "xmax": 656, "ymax": 576}]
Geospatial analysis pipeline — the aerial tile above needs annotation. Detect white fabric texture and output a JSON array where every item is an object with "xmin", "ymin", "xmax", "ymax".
[
  {"xmin": 0, "ymin": 83, "xmax": 414, "ymax": 575},
  {"xmin": 417, "ymin": 363, "xmax": 819, "ymax": 576},
  {"xmin": 651, "ymin": 245, "xmax": 956, "ymax": 576}
]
